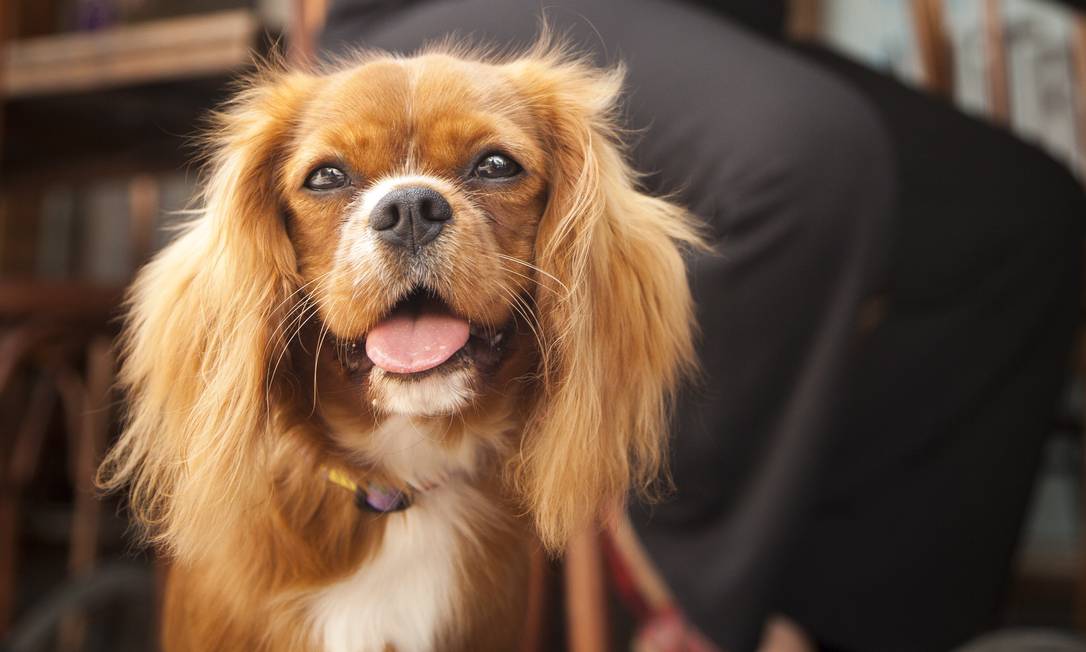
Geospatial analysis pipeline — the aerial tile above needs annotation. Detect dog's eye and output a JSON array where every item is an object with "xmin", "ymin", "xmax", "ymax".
[
  {"xmin": 304, "ymin": 166, "xmax": 349, "ymax": 191},
  {"xmin": 474, "ymin": 154, "xmax": 521, "ymax": 180}
]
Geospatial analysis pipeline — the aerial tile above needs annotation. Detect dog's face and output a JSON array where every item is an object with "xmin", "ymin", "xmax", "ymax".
[
  {"xmin": 281, "ymin": 56, "xmax": 549, "ymax": 418},
  {"xmin": 100, "ymin": 46, "xmax": 701, "ymax": 557}
]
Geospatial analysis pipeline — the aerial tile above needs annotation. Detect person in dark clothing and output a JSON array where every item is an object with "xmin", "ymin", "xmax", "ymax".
[{"xmin": 319, "ymin": 2, "xmax": 1086, "ymax": 650}]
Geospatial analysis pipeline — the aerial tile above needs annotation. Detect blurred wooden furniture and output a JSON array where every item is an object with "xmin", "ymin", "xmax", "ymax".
[
  {"xmin": 566, "ymin": 530, "xmax": 610, "ymax": 652},
  {"xmin": 981, "ymin": 0, "xmax": 1011, "ymax": 123},
  {"xmin": 290, "ymin": 0, "xmax": 328, "ymax": 65},
  {"xmin": 0, "ymin": 281, "xmax": 120, "ymax": 631},
  {"xmin": 0, "ymin": 5, "xmax": 271, "ymax": 645},
  {"xmin": 908, "ymin": 0, "xmax": 1085, "ymax": 134},
  {"xmin": 786, "ymin": 0, "xmax": 823, "ymax": 41},
  {"xmin": 1074, "ymin": 13, "xmax": 1086, "ymax": 167},
  {"xmin": 3, "ymin": 10, "xmax": 257, "ymax": 98},
  {"xmin": 911, "ymin": 0, "xmax": 955, "ymax": 99}
]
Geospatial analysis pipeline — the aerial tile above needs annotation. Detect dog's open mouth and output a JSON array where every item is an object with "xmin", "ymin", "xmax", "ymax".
[{"xmin": 334, "ymin": 288, "xmax": 510, "ymax": 379}]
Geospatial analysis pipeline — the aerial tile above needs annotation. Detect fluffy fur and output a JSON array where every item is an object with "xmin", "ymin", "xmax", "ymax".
[{"xmin": 98, "ymin": 37, "xmax": 701, "ymax": 652}]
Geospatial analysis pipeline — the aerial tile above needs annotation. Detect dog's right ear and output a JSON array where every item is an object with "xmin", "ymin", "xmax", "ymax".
[
  {"xmin": 97, "ymin": 69, "xmax": 317, "ymax": 562},
  {"xmin": 502, "ymin": 47, "xmax": 703, "ymax": 552}
]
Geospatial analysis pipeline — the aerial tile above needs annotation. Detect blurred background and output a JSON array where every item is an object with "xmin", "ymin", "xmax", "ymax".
[{"xmin": 0, "ymin": 0, "xmax": 1085, "ymax": 650}]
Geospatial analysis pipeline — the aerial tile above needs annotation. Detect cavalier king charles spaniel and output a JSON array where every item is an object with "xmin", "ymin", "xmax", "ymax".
[{"xmin": 99, "ymin": 38, "xmax": 700, "ymax": 652}]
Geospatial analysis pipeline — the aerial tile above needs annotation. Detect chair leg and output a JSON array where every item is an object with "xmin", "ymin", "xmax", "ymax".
[
  {"xmin": 565, "ymin": 530, "xmax": 609, "ymax": 652},
  {"xmin": 1072, "ymin": 13, "xmax": 1086, "ymax": 177},
  {"xmin": 910, "ymin": 0, "xmax": 956, "ymax": 97},
  {"xmin": 57, "ymin": 338, "xmax": 113, "ymax": 651},
  {"xmin": 519, "ymin": 543, "xmax": 550, "ymax": 652},
  {"xmin": 1078, "ymin": 327, "xmax": 1086, "ymax": 632},
  {"xmin": 0, "ymin": 371, "xmax": 57, "ymax": 636},
  {"xmin": 68, "ymin": 338, "xmax": 112, "ymax": 579},
  {"xmin": 981, "ymin": 0, "xmax": 1010, "ymax": 123},
  {"xmin": 786, "ymin": 0, "xmax": 823, "ymax": 41},
  {"xmin": 154, "ymin": 559, "xmax": 170, "ymax": 646},
  {"xmin": 0, "ymin": 491, "xmax": 16, "ymax": 637}
]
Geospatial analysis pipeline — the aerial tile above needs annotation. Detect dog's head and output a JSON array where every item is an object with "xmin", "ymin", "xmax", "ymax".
[{"xmin": 100, "ymin": 42, "xmax": 701, "ymax": 557}]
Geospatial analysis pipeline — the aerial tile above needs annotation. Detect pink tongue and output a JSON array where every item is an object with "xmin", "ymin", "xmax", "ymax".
[{"xmin": 365, "ymin": 304, "xmax": 470, "ymax": 374}]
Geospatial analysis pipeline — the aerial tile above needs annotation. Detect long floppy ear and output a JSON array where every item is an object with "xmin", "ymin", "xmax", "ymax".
[
  {"xmin": 507, "ymin": 51, "xmax": 704, "ymax": 551},
  {"xmin": 97, "ymin": 69, "xmax": 315, "ymax": 562}
]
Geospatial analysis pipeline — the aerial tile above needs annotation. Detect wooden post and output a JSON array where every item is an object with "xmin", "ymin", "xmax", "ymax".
[
  {"xmin": 520, "ymin": 544, "xmax": 547, "ymax": 652},
  {"xmin": 787, "ymin": 0, "xmax": 824, "ymax": 42},
  {"xmin": 0, "ymin": 0, "xmax": 11, "ymax": 266},
  {"xmin": 289, "ymin": 0, "xmax": 329, "ymax": 66},
  {"xmin": 0, "ymin": 0, "xmax": 7, "ymax": 151},
  {"xmin": 0, "ymin": 374, "xmax": 56, "ymax": 636},
  {"xmin": 58, "ymin": 337, "xmax": 113, "ymax": 651},
  {"xmin": 129, "ymin": 174, "xmax": 159, "ymax": 265},
  {"xmin": 0, "ymin": 491, "xmax": 12, "ymax": 638},
  {"xmin": 982, "ymin": 0, "xmax": 1011, "ymax": 124},
  {"xmin": 68, "ymin": 338, "xmax": 112, "ymax": 580},
  {"xmin": 1071, "ymin": 14, "xmax": 1086, "ymax": 179},
  {"xmin": 910, "ymin": 0, "xmax": 955, "ymax": 98},
  {"xmin": 565, "ymin": 530, "xmax": 609, "ymax": 652}
]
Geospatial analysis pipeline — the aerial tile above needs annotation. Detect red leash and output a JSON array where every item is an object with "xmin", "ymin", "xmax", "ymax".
[{"xmin": 601, "ymin": 516, "xmax": 722, "ymax": 652}]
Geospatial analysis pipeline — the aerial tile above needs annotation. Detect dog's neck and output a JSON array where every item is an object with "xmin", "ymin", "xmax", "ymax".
[
  {"xmin": 309, "ymin": 414, "xmax": 525, "ymax": 652},
  {"xmin": 357, "ymin": 414, "xmax": 482, "ymax": 486},
  {"xmin": 324, "ymin": 462, "xmax": 470, "ymax": 513}
]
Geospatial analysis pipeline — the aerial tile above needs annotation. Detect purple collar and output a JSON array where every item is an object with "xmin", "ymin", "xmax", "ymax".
[
  {"xmin": 357, "ymin": 482, "xmax": 410, "ymax": 513},
  {"xmin": 325, "ymin": 468, "xmax": 413, "ymax": 513}
]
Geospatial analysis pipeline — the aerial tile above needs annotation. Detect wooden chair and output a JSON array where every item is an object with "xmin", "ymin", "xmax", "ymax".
[
  {"xmin": 0, "ymin": 6, "xmax": 121, "ymax": 642},
  {"xmin": 0, "ymin": 13, "xmax": 156, "ymax": 635},
  {"xmin": 0, "ymin": 284, "xmax": 121, "ymax": 639}
]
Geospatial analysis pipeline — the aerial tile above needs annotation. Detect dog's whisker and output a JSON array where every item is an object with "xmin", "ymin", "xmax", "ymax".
[
  {"xmin": 489, "ymin": 252, "xmax": 569, "ymax": 294},
  {"xmin": 494, "ymin": 283, "xmax": 548, "ymax": 374},
  {"xmin": 268, "ymin": 301, "xmax": 318, "ymax": 377},
  {"xmin": 309, "ymin": 306, "xmax": 337, "ymax": 416},
  {"xmin": 477, "ymin": 252, "xmax": 559, "ymax": 298},
  {"xmin": 262, "ymin": 272, "xmax": 338, "ymax": 400}
]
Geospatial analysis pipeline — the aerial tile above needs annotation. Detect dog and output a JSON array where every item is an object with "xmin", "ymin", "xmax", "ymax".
[{"xmin": 98, "ymin": 38, "xmax": 701, "ymax": 652}]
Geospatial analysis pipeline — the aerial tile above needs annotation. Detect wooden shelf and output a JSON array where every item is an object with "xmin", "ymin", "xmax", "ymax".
[
  {"xmin": 3, "ymin": 9, "xmax": 260, "ymax": 99},
  {"xmin": 0, "ymin": 280, "xmax": 122, "ymax": 321}
]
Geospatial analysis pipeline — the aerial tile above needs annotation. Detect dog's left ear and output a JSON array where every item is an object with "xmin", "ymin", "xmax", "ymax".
[
  {"xmin": 97, "ymin": 67, "xmax": 316, "ymax": 561},
  {"xmin": 505, "ymin": 52, "xmax": 703, "ymax": 551}
]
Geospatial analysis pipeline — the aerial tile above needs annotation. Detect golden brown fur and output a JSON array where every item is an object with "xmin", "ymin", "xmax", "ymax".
[{"xmin": 99, "ymin": 36, "xmax": 701, "ymax": 651}]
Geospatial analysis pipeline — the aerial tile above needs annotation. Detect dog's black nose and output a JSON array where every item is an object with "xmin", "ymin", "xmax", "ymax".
[{"xmin": 370, "ymin": 186, "xmax": 452, "ymax": 251}]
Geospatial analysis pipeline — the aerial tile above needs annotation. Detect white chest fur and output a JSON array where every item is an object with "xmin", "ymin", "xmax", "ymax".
[
  {"xmin": 311, "ymin": 417, "xmax": 488, "ymax": 652},
  {"xmin": 309, "ymin": 488, "xmax": 470, "ymax": 652}
]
